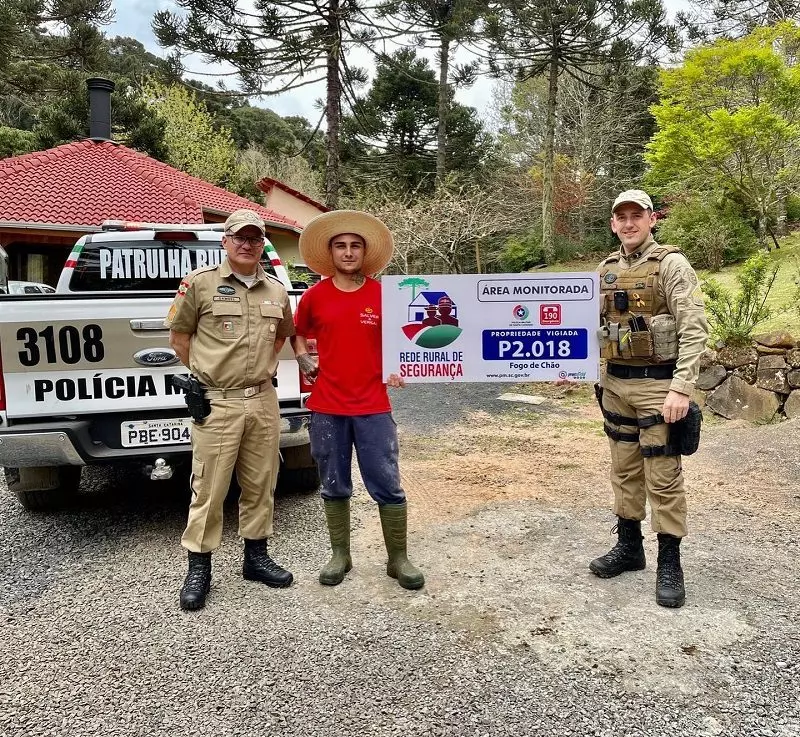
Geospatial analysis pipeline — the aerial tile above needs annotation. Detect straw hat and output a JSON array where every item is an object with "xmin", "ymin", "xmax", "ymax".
[{"xmin": 298, "ymin": 210, "xmax": 394, "ymax": 277}]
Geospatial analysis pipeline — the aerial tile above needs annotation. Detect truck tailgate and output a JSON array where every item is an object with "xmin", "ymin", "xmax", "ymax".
[{"xmin": 0, "ymin": 296, "xmax": 301, "ymax": 420}]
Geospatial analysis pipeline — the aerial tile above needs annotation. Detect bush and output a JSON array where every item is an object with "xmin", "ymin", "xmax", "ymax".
[
  {"xmin": 501, "ymin": 227, "xmax": 608, "ymax": 271},
  {"xmin": 702, "ymin": 252, "xmax": 780, "ymax": 346},
  {"xmin": 785, "ymin": 195, "xmax": 800, "ymax": 224},
  {"xmin": 655, "ymin": 196, "xmax": 757, "ymax": 271}
]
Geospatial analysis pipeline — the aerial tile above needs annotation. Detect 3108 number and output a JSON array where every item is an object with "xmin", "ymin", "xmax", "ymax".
[{"xmin": 17, "ymin": 324, "xmax": 105, "ymax": 366}]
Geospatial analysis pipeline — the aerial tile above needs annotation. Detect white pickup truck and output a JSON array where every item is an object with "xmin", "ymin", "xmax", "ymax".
[{"xmin": 0, "ymin": 222, "xmax": 318, "ymax": 510}]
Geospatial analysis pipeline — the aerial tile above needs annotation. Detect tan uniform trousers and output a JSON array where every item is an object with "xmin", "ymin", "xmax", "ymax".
[
  {"xmin": 602, "ymin": 372, "xmax": 688, "ymax": 538},
  {"xmin": 181, "ymin": 387, "xmax": 280, "ymax": 553}
]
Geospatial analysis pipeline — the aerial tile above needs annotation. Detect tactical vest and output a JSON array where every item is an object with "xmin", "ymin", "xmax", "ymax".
[{"xmin": 598, "ymin": 244, "xmax": 680, "ymax": 363}]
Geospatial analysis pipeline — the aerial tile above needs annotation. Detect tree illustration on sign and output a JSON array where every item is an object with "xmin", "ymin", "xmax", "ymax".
[{"xmin": 398, "ymin": 277, "xmax": 430, "ymax": 300}]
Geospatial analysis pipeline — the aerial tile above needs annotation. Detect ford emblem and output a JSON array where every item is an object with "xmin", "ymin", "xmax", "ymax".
[{"xmin": 133, "ymin": 348, "xmax": 180, "ymax": 367}]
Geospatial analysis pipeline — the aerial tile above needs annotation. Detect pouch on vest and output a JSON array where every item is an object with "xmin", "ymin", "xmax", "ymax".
[
  {"xmin": 629, "ymin": 331, "xmax": 654, "ymax": 359},
  {"xmin": 599, "ymin": 322, "xmax": 620, "ymax": 359},
  {"xmin": 651, "ymin": 314, "xmax": 678, "ymax": 361}
]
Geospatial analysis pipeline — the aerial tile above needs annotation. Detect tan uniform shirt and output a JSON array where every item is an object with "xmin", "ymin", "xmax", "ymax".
[
  {"xmin": 599, "ymin": 237, "xmax": 709, "ymax": 396},
  {"xmin": 165, "ymin": 259, "xmax": 295, "ymax": 389}
]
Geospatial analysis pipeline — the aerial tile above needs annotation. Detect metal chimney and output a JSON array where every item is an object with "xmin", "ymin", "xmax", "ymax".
[{"xmin": 86, "ymin": 77, "xmax": 115, "ymax": 140}]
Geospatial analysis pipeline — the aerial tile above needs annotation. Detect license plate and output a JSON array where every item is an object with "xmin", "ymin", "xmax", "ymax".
[{"xmin": 121, "ymin": 418, "xmax": 192, "ymax": 448}]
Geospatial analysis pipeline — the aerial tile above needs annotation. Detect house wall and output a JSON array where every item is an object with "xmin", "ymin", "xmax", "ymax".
[
  {"xmin": 268, "ymin": 230, "xmax": 302, "ymax": 267},
  {"xmin": 264, "ymin": 188, "xmax": 325, "ymax": 228}
]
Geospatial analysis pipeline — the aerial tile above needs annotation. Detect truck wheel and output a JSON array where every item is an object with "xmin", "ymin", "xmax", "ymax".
[
  {"xmin": 278, "ymin": 444, "xmax": 320, "ymax": 493},
  {"xmin": 4, "ymin": 466, "xmax": 82, "ymax": 512},
  {"xmin": 278, "ymin": 465, "xmax": 320, "ymax": 493}
]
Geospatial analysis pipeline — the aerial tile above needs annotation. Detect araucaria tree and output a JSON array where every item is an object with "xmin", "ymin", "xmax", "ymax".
[
  {"xmin": 487, "ymin": 0, "xmax": 674, "ymax": 260},
  {"xmin": 646, "ymin": 22, "xmax": 800, "ymax": 243},
  {"xmin": 378, "ymin": 1, "xmax": 484, "ymax": 183},
  {"xmin": 153, "ymin": 1, "xmax": 377, "ymax": 208}
]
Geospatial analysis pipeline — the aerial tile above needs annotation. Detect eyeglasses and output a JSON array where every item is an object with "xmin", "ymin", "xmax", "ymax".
[{"xmin": 226, "ymin": 234, "xmax": 265, "ymax": 247}]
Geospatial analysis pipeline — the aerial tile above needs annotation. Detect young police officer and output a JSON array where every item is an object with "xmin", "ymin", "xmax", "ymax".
[
  {"xmin": 292, "ymin": 210, "xmax": 425, "ymax": 591},
  {"xmin": 166, "ymin": 209, "xmax": 295, "ymax": 611},
  {"xmin": 591, "ymin": 190, "xmax": 708, "ymax": 608}
]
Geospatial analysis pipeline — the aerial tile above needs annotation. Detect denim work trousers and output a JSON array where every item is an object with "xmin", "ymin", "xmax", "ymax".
[{"xmin": 309, "ymin": 412, "xmax": 406, "ymax": 505}]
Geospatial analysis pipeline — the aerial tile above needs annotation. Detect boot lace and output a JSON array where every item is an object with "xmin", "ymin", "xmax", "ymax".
[
  {"xmin": 184, "ymin": 566, "xmax": 209, "ymax": 589},
  {"xmin": 657, "ymin": 549, "xmax": 682, "ymax": 588},
  {"xmin": 248, "ymin": 548, "xmax": 284, "ymax": 574}
]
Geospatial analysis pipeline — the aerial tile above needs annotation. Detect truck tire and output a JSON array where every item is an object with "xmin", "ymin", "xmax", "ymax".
[
  {"xmin": 4, "ymin": 466, "xmax": 82, "ymax": 512},
  {"xmin": 278, "ymin": 444, "xmax": 320, "ymax": 493},
  {"xmin": 278, "ymin": 465, "xmax": 320, "ymax": 493}
]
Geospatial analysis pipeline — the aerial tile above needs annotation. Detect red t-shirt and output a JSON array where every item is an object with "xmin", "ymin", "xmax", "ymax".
[{"xmin": 294, "ymin": 277, "xmax": 390, "ymax": 416}]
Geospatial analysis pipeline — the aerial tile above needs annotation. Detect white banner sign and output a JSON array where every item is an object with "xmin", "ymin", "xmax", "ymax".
[{"xmin": 382, "ymin": 273, "xmax": 600, "ymax": 383}]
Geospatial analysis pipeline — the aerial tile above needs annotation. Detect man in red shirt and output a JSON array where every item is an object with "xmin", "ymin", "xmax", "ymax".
[{"xmin": 292, "ymin": 210, "xmax": 424, "ymax": 590}]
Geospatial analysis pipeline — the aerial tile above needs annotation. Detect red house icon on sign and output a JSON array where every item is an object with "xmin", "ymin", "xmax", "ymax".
[{"xmin": 540, "ymin": 304, "xmax": 561, "ymax": 325}]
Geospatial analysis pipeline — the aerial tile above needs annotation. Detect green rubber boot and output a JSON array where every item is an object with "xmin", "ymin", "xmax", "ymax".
[
  {"xmin": 319, "ymin": 499, "xmax": 352, "ymax": 586},
  {"xmin": 378, "ymin": 503, "xmax": 425, "ymax": 590}
]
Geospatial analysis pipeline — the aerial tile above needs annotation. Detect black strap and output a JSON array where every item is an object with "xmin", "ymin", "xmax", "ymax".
[
  {"xmin": 641, "ymin": 444, "xmax": 679, "ymax": 457},
  {"xmin": 603, "ymin": 423, "xmax": 639, "ymax": 443},
  {"xmin": 637, "ymin": 413, "xmax": 665, "ymax": 428},
  {"xmin": 607, "ymin": 362, "xmax": 676, "ymax": 380},
  {"xmin": 602, "ymin": 407, "xmax": 639, "ymax": 426}
]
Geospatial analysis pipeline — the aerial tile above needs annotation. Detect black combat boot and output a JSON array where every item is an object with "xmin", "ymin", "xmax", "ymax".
[
  {"xmin": 589, "ymin": 517, "xmax": 646, "ymax": 578},
  {"xmin": 656, "ymin": 533, "xmax": 686, "ymax": 608},
  {"xmin": 242, "ymin": 538, "xmax": 293, "ymax": 588},
  {"xmin": 180, "ymin": 551, "xmax": 211, "ymax": 611}
]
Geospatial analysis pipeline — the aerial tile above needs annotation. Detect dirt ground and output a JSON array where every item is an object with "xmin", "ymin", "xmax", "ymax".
[{"xmin": 338, "ymin": 384, "xmax": 800, "ymax": 698}]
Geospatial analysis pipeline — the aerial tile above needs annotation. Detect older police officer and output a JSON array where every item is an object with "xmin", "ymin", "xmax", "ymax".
[
  {"xmin": 166, "ymin": 209, "xmax": 295, "ymax": 610},
  {"xmin": 591, "ymin": 190, "xmax": 708, "ymax": 608}
]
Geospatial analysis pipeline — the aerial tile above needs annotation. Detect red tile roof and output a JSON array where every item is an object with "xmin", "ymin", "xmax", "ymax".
[{"xmin": 0, "ymin": 140, "xmax": 302, "ymax": 231}]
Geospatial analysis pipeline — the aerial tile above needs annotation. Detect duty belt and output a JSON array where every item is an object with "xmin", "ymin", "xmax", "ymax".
[
  {"xmin": 203, "ymin": 378, "xmax": 276, "ymax": 399},
  {"xmin": 606, "ymin": 362, "xmax": 676, "ymax": 380}
]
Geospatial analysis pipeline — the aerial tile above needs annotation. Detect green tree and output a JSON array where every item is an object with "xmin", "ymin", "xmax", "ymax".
[
  {"xmin": 496, "ymin": 63, "xmax": 659, "ymax": 249},
  {"xmin": 153, "ymin": 1, "xmax": 377, "ymax": 208},
  {"xmin": 646, "ymin": 22, "xmax": 800, "ymax": 244},
  {"xmin": 680, "ymin": 0, "xmax": 800, "ymax": 40},
  {"xmin": 487, "ymin": 0, "xmax": 675, "ymax": 260},
  {"xmin": 0, "ymin": 126, "xmax": 37, "ymax": 158},
  {"xmin": 350, "ymin": 49, "xmax": 489, "ymax": 192},
  {"xmin": 0, "ymin": 2, "xmax": 168, "ymax": 157},
  {"xmin": 378, "ymin": 1, "xmax": 484, "ymax": 183},
  {"xmin": 143, "ymin": 81, "xmax": 237, "ymax": 186}
]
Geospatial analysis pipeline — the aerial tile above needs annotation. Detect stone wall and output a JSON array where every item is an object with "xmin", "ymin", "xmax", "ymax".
[{"xmin": 695, "ymin": 332, "xmax": 800, "ymax": 422}]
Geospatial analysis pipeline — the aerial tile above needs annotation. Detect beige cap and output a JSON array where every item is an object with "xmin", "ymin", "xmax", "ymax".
[
  {"xmin": 299, "ymin": 210, "xmax": 394, "ymax": 277},
  {"xmin": 612, "ymin": 189, "xmax": 653, "ymax": 213},
  {"xmin": 224, "ymin": 209, "xmax": 266, "ymax": 234}
]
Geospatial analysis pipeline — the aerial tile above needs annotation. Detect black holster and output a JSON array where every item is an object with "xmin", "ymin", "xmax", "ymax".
[{"xmin": 171, "ymin": 374, "xmax": 211, "ymax": 424}]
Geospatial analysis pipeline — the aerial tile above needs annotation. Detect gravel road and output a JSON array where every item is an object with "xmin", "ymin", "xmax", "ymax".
[{"xmin": 1, "ymin": 385, "xmax": 798, "ymax": 737}]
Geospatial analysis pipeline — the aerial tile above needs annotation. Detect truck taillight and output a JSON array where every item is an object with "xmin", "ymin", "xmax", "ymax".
[{"xmin": 0, "ymin": 347, "xmax": 6, "ymax": 411}]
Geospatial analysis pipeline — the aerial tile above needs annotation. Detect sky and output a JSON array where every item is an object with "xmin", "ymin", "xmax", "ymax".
[{"xmin": 108, "ymin": 0, "xmax": 695, "ymax": 125}]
